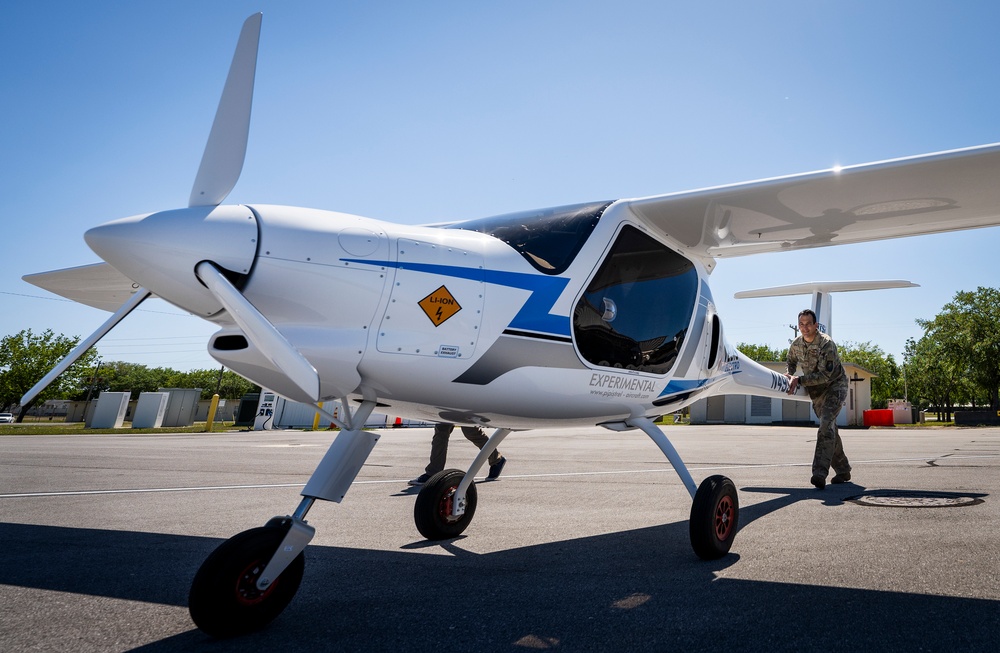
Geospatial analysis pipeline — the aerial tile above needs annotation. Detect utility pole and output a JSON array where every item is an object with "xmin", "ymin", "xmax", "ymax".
[
  {"xmin": 788, "ymin": 323, "xmax": 799, "ymax": 343},
  {"xmin": 84, "ymin": 359, "xmax": 103, "ymax": 403}
]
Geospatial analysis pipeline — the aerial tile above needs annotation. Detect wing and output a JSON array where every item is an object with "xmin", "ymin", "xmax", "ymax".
[
  {"xmin": 623, "ymin": 142, "xmax": 1000, "ymax": 267},
  {"xmin": 23, "ymin": 262, "xmax": 149, "ymax": 312}
]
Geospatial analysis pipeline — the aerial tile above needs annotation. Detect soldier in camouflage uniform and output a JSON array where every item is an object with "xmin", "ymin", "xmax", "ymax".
[{"xmin": 785, "ymin": 309, "xmax": 851, "ymax": 490}]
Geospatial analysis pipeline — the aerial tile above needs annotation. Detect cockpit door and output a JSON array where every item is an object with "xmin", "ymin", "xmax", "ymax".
[{"xmin": 572, "ymin": 224, "xmax": 700, "ymax": 375}]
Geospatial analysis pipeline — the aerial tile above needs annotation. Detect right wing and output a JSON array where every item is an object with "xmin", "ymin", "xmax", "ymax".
[{"xmin": 623, "ymin": 142, "xmax": 1000, "ymax": 267}]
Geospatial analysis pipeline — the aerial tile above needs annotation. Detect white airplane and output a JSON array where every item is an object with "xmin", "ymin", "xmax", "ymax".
[{"xmin": 20, "ymin": 14, "xmax": 1000, "ymax": 637}]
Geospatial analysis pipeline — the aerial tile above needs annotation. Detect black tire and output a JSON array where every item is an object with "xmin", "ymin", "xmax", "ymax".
[
  {"xmin": 189, "ymin": 525, "xmax": 305, "ymax": 638},
  {"xmin": 689, "ymin": 475, "xmax": 739, "ymax": 560},
  {"xmin": 414, "ymin": 469, "xmax": 478, "ymax": 540}
]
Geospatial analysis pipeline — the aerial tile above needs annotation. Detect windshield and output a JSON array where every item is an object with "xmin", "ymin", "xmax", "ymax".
[{"xmin": 448, "ymin": 201, "xmax": 611, "ymax": 274}]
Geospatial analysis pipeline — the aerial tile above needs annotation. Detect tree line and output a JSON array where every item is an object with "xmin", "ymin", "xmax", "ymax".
[
  {"xmin": 741, "ymin": 287, "xmax": 999, "ymax": 419},
  {"xmin": 4, "ymin": 286, "xmax": 997, "ymax": 420},
  {"xmin": 0, "ymin": 329, "xmax": 258, "ymax": 415}
]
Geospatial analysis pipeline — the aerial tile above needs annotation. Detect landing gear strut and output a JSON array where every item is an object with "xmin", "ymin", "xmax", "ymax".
[
  {"xmin": 627, "ymin": 416, "xmax": 740, "ymax": 560},
  {"xmin": 412, "ymin": 427, "xmax": 509, "ymax": 540},
  {"xmin": 189, "ymin": 399, "xmax": 379, "ymax": 637}
]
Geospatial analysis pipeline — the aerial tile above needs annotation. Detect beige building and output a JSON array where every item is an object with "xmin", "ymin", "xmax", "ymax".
[{"xmin": 689, "ymin": 362, "xmax": 875, "ymax": 427}]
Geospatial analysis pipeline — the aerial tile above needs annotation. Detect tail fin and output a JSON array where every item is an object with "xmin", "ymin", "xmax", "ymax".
[{"xmin": 734, "ymin": 280, "xmax": 918, "ymax": 338}]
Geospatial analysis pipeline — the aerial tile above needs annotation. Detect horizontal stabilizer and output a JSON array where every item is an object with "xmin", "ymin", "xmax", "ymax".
[
  {"xmin": 733, "ymin": 280, "xmax": 918, "ymax": 299},
  {"xmin": 23, "ymin": 262, "xmax": 150, "ymax": 312},
  {"xmin": 733, "ymin": 279, "xmax": 918, "ymax": 339}
]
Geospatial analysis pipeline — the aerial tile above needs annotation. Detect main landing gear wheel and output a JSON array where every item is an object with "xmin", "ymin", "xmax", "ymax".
[
  {"xmin": 689, "ymin": 474, "xmax": 739, "ymax": 560},
  {"xmin": 414, "ymin": 469, "xmax": 478, "ymax": 540},
  {"xmin": 189, "ymin": 525, "xmax": 305, "ymax": 638}
]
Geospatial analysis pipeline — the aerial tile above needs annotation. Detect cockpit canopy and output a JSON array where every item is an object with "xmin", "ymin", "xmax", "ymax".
[{"xmin": 449, "ymin": 201, "xmax": 611, "ymax": 274}]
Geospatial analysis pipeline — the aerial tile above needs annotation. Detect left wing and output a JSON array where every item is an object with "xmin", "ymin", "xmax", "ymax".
[
  {"xmin": 624, "ymin": 142, "xmax": 1000, "ymax": 267},
  {"xmin": 23, "ymin": 262, "xmax": 148, "ymax": 312}
]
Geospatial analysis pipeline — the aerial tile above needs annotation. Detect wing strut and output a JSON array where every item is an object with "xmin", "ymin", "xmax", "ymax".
[{"xmin": 20, "ymin": 289, "xmax": 152, "ymax": 407}]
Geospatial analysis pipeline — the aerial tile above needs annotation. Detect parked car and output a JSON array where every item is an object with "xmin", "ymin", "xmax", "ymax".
[{"xmin": 0, "ymin": 413, "xmax": 14, "ymax": 424}]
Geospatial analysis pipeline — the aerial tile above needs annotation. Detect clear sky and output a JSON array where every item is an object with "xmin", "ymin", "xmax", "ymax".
[{"xmin": 2, "ymin": 1, "xmax": 999, "ymax": 372}]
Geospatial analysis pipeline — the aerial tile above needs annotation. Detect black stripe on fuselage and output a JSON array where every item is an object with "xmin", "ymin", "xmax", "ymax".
[{"xmin": 501, "ymin": 329, "xmax": 573, "ymax": 343}]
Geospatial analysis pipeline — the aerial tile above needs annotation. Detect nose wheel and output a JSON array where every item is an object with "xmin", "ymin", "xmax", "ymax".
[
  {"xmin": 414, "ymin": 469, "xmax": 478, "ymax": 540},
  {"xmin": 189, "ymin": 525, "xmax": 305, "ymax": 638},
  {"xmin": 689, "ymin": 474, "xmax": 739, "ymax": 560}
]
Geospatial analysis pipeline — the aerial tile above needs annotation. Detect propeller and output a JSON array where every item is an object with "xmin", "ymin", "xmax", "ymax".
[
  {"xmin": 189, "ymin": 12, "xmax": 262, "ymax": 207},
  {"xmin": 20, "ymin": 14, "xmax": 273, "ymax": 408},
  {"xmin": 196, "ymin": 262, "xmax": 320, "ymax": 403}
]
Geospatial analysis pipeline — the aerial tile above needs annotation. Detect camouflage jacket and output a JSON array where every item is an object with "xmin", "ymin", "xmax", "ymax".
[{"xmin": 786, "ymin": 332, "xmax": 847, "ymax": 398}]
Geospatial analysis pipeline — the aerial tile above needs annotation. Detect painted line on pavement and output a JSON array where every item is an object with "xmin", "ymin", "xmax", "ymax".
[{"xmin": 2, "ymin": 454, "xmax": 996, "ymax": 499}]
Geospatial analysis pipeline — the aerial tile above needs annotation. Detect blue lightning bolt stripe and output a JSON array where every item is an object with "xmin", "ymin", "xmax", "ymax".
[
  {"xmin": 658, "ymin": 379, "xmax": 709, "ymax": 397},
  {"xmin": 657, "ymin": 369, "xmax": 742, "ymax": 398},
  {"xmin": 341, "ymin": 259, "xmax": 572, "ymax": 337}
]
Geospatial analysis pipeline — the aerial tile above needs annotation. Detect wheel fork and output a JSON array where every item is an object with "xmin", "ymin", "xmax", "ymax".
[
  {"xmin": 451, "ymin": 427, "xmax": 511, "ymax": 517},
  {"xmin": 255, "ymin": 399, "xmax": 379, "ymax": 590}
]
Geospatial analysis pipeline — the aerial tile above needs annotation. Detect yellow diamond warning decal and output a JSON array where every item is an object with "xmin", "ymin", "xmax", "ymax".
[{"xmin": 419, "ymin": 285, "xmax": 462, "ymax": 326}]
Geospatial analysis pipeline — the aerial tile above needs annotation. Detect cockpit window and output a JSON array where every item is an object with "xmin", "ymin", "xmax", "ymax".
[
  {"xmin": 574, "ymin": 225, "xmax": 698, "ymax": 375},
  {"xmin": 448, "ymin": 201, "xmax": 611, "ymax": 275}
]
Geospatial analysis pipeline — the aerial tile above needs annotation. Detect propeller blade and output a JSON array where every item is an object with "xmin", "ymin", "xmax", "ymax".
[
  {"xmin": 195, "ymin": 262, "xmax": 320, "ymax": 402},
  {"xmin": 20, "ymin": 289, "xmax": 151, "ymax": 406},
  {"xmin": 188, "ymin": 13, "xmax": 262, "ymax": 208}
]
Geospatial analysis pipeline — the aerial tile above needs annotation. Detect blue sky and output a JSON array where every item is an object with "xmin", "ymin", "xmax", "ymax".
[{"xmin": 3, "ymin": 1, "xmax": 999, "ymax": 372}]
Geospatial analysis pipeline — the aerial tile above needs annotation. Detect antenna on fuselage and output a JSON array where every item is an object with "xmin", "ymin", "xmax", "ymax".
[{"xmin": 734, "ymin": 280, "xmax": 919, "ymax": 339}]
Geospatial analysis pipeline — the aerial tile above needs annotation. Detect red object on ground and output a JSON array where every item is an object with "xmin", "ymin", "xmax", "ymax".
[{"xmin": 863, "ymin": 409, "xmax": 894, "ymax": 427}]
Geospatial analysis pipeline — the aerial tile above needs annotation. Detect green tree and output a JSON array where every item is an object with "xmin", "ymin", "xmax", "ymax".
[
  {"xmin": 76, "ymin": 361, "xmax": 257, "ymax": 402},
  {"xmin": 903, "ymin": 336, "xmax": 968, "ymax": 420},
  {"xmin": 0, "ymin": 329, "xmax": 98, "ymax": 416},
  {"xmin": 736, "ymin": 343, "xmax": 787, "ymax": 362},
  {"xmin": 839, "ymin": 341, "xmax": 901, "ymax": 410},
  {"xmin": 98, "ymin": 362, "xmax": 177, "ymax": 400},
  {"xmin": 167, "ymin": 368, "xmax": 257, "ymax": 400},
  {"xmin": 215, "ymin": 370, "xmax": 258, "ymax": 400},
  {"xmin": 915, "ymin": 287, "xmax": 1000, "ymax": 410},
  {"xmin": 87, "ymin": 362, "xmax": 257, "ymax": 401}
]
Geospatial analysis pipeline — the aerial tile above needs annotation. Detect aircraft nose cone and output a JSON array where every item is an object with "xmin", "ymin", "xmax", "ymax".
[{"xmin": 85, "ymin": 205, "xmax": 259, "ymax": 316}]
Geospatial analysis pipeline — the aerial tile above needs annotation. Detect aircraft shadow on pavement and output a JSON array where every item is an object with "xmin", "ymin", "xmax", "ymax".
[
  {"xmin": 1, "ymin": 508, "xmax": 997, "ymax": 652},
  {"xmin": 735, "ymin": 482, "xmax": 880, "ymax": 525},
  {"xmin": 740, "ymin": 483, "xmax": 990, "ymax": 521}
]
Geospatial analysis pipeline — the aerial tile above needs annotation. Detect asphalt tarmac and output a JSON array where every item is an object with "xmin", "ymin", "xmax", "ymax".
[{"xmin": 1, "ymin": 424, "xmax": 998, "ymax": 652}]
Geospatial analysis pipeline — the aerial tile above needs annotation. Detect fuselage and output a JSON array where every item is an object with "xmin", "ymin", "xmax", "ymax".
[{"xmin": 85, "ymin": 199, "xmax": 795, "ymax": 429}]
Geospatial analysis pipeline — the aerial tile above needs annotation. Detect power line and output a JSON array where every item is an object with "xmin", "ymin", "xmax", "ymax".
[{"xmin": 0, "ymin": 290, "xmax": 193, "ymax": 316}]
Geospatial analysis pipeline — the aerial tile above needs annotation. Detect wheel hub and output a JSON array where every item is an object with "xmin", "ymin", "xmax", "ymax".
[
  {"xmin": 714, "ymin": 496, "xmax": 735, "ymax": 540},
  {"xmin": 438, "ymin": 485, "xmax": 461, "ymax": 524},
  {"xmin": 235, "ymin": 559, "xmax": 276, "ymax": 605}
]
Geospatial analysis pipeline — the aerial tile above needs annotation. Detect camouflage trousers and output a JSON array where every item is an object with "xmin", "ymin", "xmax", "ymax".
[
  {"xmin": 425, "ymin": 423, "xmax": 501, "ymax": 475},
  {"xmin": 810, "ymin": 383, "xmax": 850, "ymax": 479}
]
